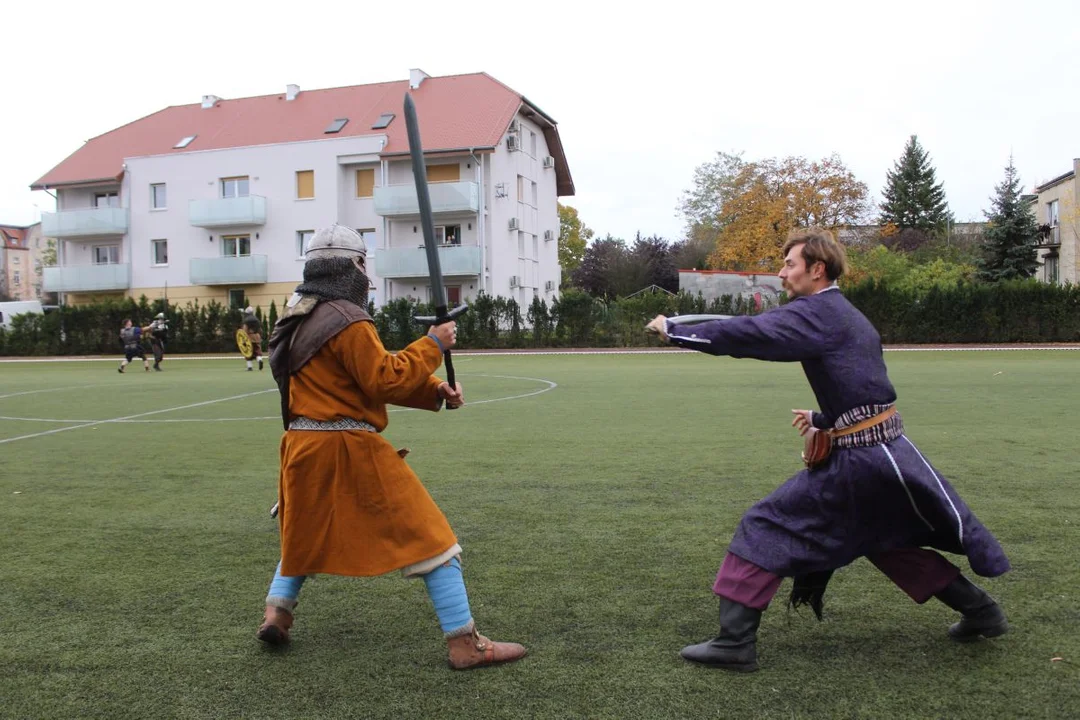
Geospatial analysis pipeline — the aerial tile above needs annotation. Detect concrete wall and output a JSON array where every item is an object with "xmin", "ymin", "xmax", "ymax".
[{"xmin": 679, "ymin": 271, "xmax": 784, "ymax": 305}]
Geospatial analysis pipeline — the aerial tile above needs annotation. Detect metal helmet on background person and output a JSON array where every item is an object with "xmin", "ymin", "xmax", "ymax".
[
  {"xmin": 155, "ymin": 313, "xmax": 166, "ymax": 320},
  {"xmin": 244, "ymin": 306, "xmax": 254, "ymax": 314},
  {"xmin": 304, "ymin": 224, "xmax": 367, "ymax": 261}
]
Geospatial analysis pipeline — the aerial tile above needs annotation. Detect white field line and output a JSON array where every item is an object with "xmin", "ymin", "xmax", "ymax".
[
  {"xmin": 0, "ymin": 383, "xmax": 113, "ymax": 400},
  {"xmin": 0, "ymin": 389, "xmax": 275, "ymax": 445},
  {"xmin": 0, "ymin": 347, "xmax": 1077, "ymax": 365},
  {"xmin": 0, "ymin": 375, "xmax": 556, "ymax": 427}
]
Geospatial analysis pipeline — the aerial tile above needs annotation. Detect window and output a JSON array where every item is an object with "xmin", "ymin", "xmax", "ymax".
[
  {"xmin": 296, "ymin": 170, "xmax": 315, "ymax": 199},
  {"xmin": 228, "ymin": 289, "xmax": 246, "ymax": 309},
  {"xmin": 530, "ymin": 131, "xmax": 537, "ymax": 156},
  {"xmin": 1047, "ymin": 200, "xmax": 1059, "ymax": 226},
  {"xmin": 517, "ymin": 175, "xmax": 525, "ymax": 199},
  {"xmin": 13, "ymin": 271, "xmax": 20, "ymax": 285},
  {"xmin": 324, "ymin": 118, "xmax": 348, "ymax": 134},
  {"xmin": 446, "ymin": 286, "xmax": 461, "ymax": 305},
  {"xmin": 371, "ymin": 113, "xmax": 394, "ymax": 130},
  {"xmin": 221, "ymin": 235, "xmax": 251, "ymax": 257},
  {"xmin": 531, "ymin": 181, "xmax": 538, "ymax": 207},
  {"xmin": 356, "ymin": 169, "xmax": 375, "ymax": 198},
  {"xmin": 94, "ymin": 192, "xmax": 119, "ymax": 208},
  {"xmin": 518, "ymin": 231, "xmax": 525, "ymax": 258},
  {"xmin": 427, "ymin": 164, "xmax": 460, "ymax": 183},
  {"xmin": 1045, "ymin": 254, "xmax": 1059, "ymax": 284},
  {"xmin": 151, "ymin": 239, "xmax": 168, "ymax": 265},
  {"xmin": 12, "ymin": 255, "xmax": 19, "ymax": 264},
  {"xmin": 93, "ymin": 245, "xmax": 120, "ymax": 265},
  {"xmin": 151, "ymin": 183, "xmax": 167, "ymax": 209},
  {"xmin": 297, "ymin": 230, "xmax": 314, "ymax": 258},
  {"xmin": 532, "ymin": 234, "xmax": 539, "ymax": 259},
  {"xmin": 174, "ymin": 135, "xmax": 196, "ymax": 149},
  {"xmin": 221, "ymin": 176, "xmax": 250, "ymax": 198},
  {"xmin": 434, "ymin": 225, "xmax": 461, "ymax": 245}
]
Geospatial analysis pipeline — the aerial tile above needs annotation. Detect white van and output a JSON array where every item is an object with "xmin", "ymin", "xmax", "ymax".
[{"xmin": 0, "ymin": 300, "xmax": 44, "ymax": 330}]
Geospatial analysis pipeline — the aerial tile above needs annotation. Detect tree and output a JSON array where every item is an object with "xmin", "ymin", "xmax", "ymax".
[
  {"xmin": 879, "ymin": 135, "xmax": 952, "ymax": 234},
  {"xmin": 669, "ymin": 235, "xmax": 713, "ymax": 272},
  {"xmin": 557, "ymin": 203, "xmax": 592, "ymax": 279},
  {"xmin": 700, "ymin": 154, "xmax": 869, "ymax": 271},
  {"xmin": 677, "ymin": 151, "xmax": 746, "ymax": 233},
  {"xmin": 630, "ymin": 234, "xmax": 678, "ymax": 293},
  {"xmin": 571, "ymin": 235, "xmax": 625, "ymax": 298},
  {"xmin": 977, "ymin": 157, "xmax": 1039, "ymax": 282}
]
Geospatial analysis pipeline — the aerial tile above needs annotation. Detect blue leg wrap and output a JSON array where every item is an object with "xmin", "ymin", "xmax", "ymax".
[
  {"xmin": 266, "ymin": 560, "xmax": 306, "ymax": 608},
  {"xmin": 422, "ymin": 557, "xmax": 473, "ymax": 635}
]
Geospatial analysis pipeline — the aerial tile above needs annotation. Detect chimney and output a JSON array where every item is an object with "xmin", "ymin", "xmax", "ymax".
[
  {"xmin": 201, "ymin": 94, "xmax": 221, "ymax": 109},
  {"xmin": 286, "ymin": 84, "xmax": 300, "ymax": 101},
  {"xmin": 409, "ymin": 69, "xmax": 431, "ymax": 90}
]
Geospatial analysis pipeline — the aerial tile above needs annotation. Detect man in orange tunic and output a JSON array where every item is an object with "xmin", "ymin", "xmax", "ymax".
[{"xmin": 256, "ymin": 225, "xmax": 526, "ymax": 670}]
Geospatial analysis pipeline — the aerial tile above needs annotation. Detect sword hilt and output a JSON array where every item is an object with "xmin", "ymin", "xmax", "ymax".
[{"xmin": 414, "ymin": 303, "xmax": 468, "ymax": 410}]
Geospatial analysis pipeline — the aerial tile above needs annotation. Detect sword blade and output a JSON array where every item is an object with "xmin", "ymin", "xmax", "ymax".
[
  {"xmin": 666, "ymin": 313, "xmax": 733, "ymax": 326},
  {"xmin": 403, "ymin": 93, "xmax": 448, "ymax": 313}
]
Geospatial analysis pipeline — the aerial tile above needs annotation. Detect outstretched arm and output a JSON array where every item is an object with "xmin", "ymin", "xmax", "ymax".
[{"xmin": 649, "ymin": 302, "xmax": 833, "ymax": 362}]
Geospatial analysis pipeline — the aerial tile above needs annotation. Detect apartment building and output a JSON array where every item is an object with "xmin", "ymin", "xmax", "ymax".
[
  {"xmin": 1029, "ymin": 159, "xmax": 1079, "ymax": 285},
  {"xmin": 0, "ymin": 223, "xmax": 46, "ymax": 302},
  {"xmin": 31, "ymin": 70, "xmax": 574, "ymax": 312}
]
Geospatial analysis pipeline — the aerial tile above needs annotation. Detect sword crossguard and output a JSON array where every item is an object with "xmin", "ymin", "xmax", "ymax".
[{"xmin": 413, "ymin": 303, "xmax": 469, "ymax": 326}]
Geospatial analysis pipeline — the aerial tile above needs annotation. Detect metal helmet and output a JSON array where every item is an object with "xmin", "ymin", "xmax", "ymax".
[
  {"xmin": 155, "ymin": 312, "xmax": 166, "ymax": 320},
  {"xmin": 305, "ymin": 224, "xmax": 367, "ymax": 260},
  {"xmin": 244, "ymin": 306, "xmax": 254, "ymax": 314}
]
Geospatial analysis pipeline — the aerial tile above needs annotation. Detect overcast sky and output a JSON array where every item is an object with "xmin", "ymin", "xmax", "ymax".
[{"xmin": 3, "ymin": 0, "xmax": 1078, "ymax": 241}]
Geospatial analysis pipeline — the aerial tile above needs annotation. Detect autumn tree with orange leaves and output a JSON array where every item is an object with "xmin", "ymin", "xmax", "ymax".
[{"xmin": 681, "ymin": 153, "xmax": 870, "ymax": 271}]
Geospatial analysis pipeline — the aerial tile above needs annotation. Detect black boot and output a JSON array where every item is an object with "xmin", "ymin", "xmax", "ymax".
[
  {"xmin": 680, "ymin": 598, "xmax": 761, "ymax": 672},
  {"xmin": 934, "ymin": 575, "xmax": 1008, "ymax": 641}
]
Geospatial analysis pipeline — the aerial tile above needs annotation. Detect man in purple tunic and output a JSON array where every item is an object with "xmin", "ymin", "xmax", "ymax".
[{"xmin": 647, "ymin": 229, "xmax": 1010, "ymax": 673}]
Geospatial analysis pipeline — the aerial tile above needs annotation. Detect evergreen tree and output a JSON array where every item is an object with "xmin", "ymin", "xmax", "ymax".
[
  {"xmin": 977, "ymin": 157, "xmax": 1039, "ymax": 281},
  {"xmin": 879, "ymin": 135, "xmax": 952, "ymax": 234}
]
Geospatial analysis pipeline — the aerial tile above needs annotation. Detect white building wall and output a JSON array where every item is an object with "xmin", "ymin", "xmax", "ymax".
[{"xmin": 122, "ymin": 135, "xmax": 386, "ymax": 293}]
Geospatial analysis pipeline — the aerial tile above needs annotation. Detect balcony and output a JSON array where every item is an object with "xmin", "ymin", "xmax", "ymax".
[
  {"xmin": 43, "ymin": 263, "xmax": 131, "ymax": 292},
  {"xmin": 374, "ymin": 245, "xmax": 481, "ymax": 279},
  {"xmin": 189, "ymin": 255, "xmax": 268, "ymax": 285},
  {"xmin": 373, "ymin": 181, "xmax": 479, "ymax": 217},
  {"xmin": 189, "ymin": 196, "xmax": 267, "ymax": 228},
  {"xmin": 1036, "ymin": 225, "xmax": 1061, "ymax": 248},
  {"xmin": 41, "ymin": 207, "xmax": 128, "ymax": 238}
]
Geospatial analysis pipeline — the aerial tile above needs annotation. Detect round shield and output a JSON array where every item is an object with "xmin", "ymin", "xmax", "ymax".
[{"xmin": 236, "ymin": 328, "xmax": 253, "ymax": 359}]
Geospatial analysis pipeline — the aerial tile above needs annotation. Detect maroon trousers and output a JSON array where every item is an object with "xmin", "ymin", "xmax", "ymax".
[{"xmin": 713, "ymin": 549, "xmax": 961, "ymax": 610}]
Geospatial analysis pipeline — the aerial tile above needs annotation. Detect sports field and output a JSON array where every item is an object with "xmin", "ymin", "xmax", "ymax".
[{"xmin": 1, "ymin": 351, "xmax": 1077, "ymax": 719}]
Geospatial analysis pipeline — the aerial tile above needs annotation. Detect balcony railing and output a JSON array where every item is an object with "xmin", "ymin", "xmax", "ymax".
[
  {"xmin": 189, "ymin": 255, "xmax": 268, "ymax": 285},
  {"xmin": 41, "ymin": 207, "xmax": 129, "ymax": 238},
  {"xmin": 42, "ymin": 263, "xmax": 131, "ymax": 292},
  {"xmin": 373, "ymin": 245, "xmax": 481, "ymax": 279},
  {"xmin": 373, "ymin": 181, "xmax": 479, "ymax": 217},
  {"xmin": 189, "ymin": 196, "xmax": 267, "ymax": 228}
]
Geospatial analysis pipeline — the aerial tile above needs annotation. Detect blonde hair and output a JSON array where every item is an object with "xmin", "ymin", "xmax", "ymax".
[{"xmin": 782, "ymin": 229, "xmax": 848, "ymax": 281}]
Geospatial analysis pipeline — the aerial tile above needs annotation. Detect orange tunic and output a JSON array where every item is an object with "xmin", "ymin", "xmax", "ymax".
[{"xmin": 277, "ymin": 321, "xmax": 458, "ymax": 577}]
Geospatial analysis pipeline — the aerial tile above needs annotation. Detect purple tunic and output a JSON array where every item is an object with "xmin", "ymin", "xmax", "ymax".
[{"xmin": 666, "ymin": 288, "xmax": 1010, "ymax": 579}]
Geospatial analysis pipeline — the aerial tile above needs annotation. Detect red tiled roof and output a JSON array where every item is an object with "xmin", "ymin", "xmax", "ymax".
[
  {"xmin": 31, "ymin": 72, "xmax": 574, "ymax": 195},
  {"xmin": 0, "ymin": 225, "xmax": 28, "ymax": 250}
]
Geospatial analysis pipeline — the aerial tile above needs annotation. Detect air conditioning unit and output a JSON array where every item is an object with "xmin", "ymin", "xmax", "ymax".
[
  {"xmin": 510, "ymin": 276, "xmax": 520, "ymax": 288},
  {"xmin": 508, "ymin": 217, "xmax": 520, "ymax": 230},
  {"xmin": 542, "ymin": 156, "xmax": 555, "ymax": 169},
  {"xmin": 507, "ymin": 136, "xmax": 520, "ymax": 152},
  {"xmin": 508, "ymin": 119, "xmax": 521, "ymax": 133},
  {"xmin": 543, "ymin": 229, "xmax": 554, "ymax": 242},
  {"xmin": 545, "ymin": 280, "xmax": 555, "ymax": 292}
]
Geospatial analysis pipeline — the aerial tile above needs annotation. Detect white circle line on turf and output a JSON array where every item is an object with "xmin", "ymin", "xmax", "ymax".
[{"xmin": 0, "ymin": 374, "xmax": 557, "ymax": 425}]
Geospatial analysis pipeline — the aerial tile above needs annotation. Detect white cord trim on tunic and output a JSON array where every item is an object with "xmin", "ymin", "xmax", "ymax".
[
  {"xmin": 881, "ymin": 445, "xmax": 936, "ymax": 532},
  {"xmin": 902, "ymin": 436, "xmax": 965, "ymax": 548}
]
